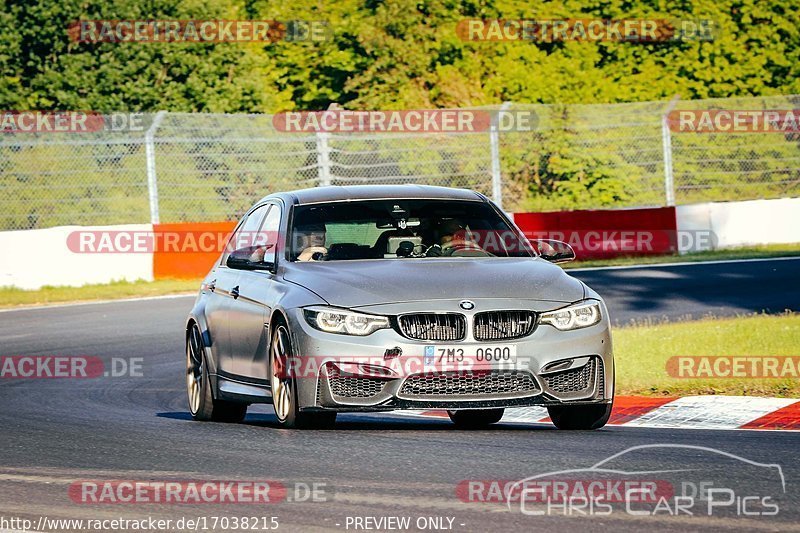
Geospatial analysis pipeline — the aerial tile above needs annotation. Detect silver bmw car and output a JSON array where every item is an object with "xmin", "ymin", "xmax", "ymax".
[{"xmin": 185, "ymin": 185, "xmax": 613, "ymax": 429}]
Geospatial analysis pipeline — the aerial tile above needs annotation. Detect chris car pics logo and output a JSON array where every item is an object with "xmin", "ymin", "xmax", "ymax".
[{"xmin": 503, "ymin": 444, "xmax": 785, "ymax": 518}]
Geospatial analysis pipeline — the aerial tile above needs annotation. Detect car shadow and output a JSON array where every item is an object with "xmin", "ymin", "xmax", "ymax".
[
  {"xmin": 156, "ymin": 411, "xmax": 555, "ymax": 431},
  {"xmin": 156, "ymin": 411, "xmax": 194, "ymax": 421}
]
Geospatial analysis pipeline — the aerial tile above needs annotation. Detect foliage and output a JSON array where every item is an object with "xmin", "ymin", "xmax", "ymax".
[{"xmin": 3, "ymin": 0, "xmax": 798, "ymax": 112}]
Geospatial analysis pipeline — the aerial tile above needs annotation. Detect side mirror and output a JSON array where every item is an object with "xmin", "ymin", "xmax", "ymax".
[
  {"xmin": 530, "ymin": 239, "xmax": 575, "ymax": 264},
  {"xmin": 226, "ymin": 245, "xmax": 275, "ymax": 271}
]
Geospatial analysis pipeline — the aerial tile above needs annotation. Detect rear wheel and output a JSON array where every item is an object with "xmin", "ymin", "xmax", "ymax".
[
  {"xmin": 447, "ymin": 408, "xmax": 504, "ymax": 429},
  {"xmin": 547, "ymin": 403, "xmax": 612, "ymax": 430},
  {"xmin": 270, "ymin": 322, "xmax": 336, "ymax": 429},
  {"xmin": 186, "ymin": 324, "xmax": 247, "ymax": 422}
]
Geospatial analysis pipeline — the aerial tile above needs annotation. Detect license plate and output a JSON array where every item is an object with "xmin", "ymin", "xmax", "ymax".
[{"xmin": 424, "ymin": 344, "xmax": 517, "ymax": 369}]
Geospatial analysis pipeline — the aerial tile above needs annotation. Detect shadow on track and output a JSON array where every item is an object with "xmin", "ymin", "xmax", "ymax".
[{"xmin": 156, "ymin": 410, "xmax": 560, "ymax": 431}]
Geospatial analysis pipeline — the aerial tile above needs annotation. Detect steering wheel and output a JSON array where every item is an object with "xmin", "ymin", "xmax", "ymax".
[
  {"xmin": 298, "ymin": 246, "xmax": 328, "ymax": 261},
  {"xmin": 443, "ymin": 240, "xmax": 492, "ymax": 257}
]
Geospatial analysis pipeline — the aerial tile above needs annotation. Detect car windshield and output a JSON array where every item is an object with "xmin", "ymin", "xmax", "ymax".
[{"xmin": 289, "ymin": 199, "xmax": 534, "ymax": 261}]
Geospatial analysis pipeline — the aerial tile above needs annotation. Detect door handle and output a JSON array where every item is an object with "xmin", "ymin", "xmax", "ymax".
[{"xmin": 231, "ymin": 285, "xmax": 240, "ymax": 299}]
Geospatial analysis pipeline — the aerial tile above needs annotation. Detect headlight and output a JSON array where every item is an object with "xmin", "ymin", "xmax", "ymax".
[
  {"xmin": 539, "ymin": 301, "xmax": 602, "ymax": 331},
  {"xmin": 304, "ymin": 306, "xmax": 390, "ymax": 336}
]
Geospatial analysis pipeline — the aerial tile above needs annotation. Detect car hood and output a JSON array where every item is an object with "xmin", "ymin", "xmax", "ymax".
[{"xmin": 282, "ymin": 258, "xmax": 585, "ymax": 308}]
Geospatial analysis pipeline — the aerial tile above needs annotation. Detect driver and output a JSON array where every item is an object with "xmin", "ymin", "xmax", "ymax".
[
  {"xmin": 295, "ymin": 223, "xmax": 327, "ymax": 261},
  {"xmin": 427, "ymin": 219, "xmax": 482, "ymax": 256},
  {"xmin": 439, "ymin": 219, "xmax": 467, "ymax": 248}
]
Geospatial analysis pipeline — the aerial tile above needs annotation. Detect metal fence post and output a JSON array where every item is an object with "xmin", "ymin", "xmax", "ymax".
[
  {"xmin": 145, "ymin": 111, "xmax": 167, "ymax": 224},
  {"xmin": 316, "ymin": 103, "xmax": 337, "ymax": 187},
  {"xmin": 662, "ymin": 95, "xmax": 680, "ymax": 207},
  {"xmin": 490, "ymin": 101, "xmax": 510, "ymax": 209},
  {"xmin": 316, "ymin": 131, "xmax": 332, "ymax": 187}
]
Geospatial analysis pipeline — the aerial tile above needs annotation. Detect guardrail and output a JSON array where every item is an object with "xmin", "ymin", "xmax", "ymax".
[{"xmin": 2, "ymin": 197, "xmax": 798, "ymax": 289}]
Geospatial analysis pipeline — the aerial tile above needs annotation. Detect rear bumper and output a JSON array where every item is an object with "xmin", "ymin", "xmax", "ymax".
[{"xmin": 286, "ymin": 304, "xmax": 614, "ymax": 412}]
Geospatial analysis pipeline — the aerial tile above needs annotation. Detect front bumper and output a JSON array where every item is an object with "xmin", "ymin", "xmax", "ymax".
[{"xmin": 285, "ymin": 301, "xmax": 613, "ymax": 412}]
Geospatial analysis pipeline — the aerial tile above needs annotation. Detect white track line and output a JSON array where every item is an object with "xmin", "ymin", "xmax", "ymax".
[{"xmin": 568, "ymin": 255, "xmax": 800, "ymax": 272}]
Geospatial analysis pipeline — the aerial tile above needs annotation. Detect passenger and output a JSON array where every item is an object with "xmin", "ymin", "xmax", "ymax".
[{"xmin": 295, "ymin": 224, "xmax": 328, "ymax": 261}]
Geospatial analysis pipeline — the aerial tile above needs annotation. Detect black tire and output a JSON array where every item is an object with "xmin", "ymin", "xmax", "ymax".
[
  {"xmin": 447, "ymin": 408, "xmax": 504, "ymax": 429},
  {"xmin": 186, "ymin": 324, "xmax": 247, "ymax": 423},
  {"xmin": 270, "ymin": 321, "xmax": 337, "ymax": 429},
  {"xmin": 547, "ymin": 403, "xmax": 612, "ymax": 430}
]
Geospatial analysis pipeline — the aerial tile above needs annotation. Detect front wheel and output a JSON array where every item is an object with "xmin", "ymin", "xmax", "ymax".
[
  {"xmin": 547, "ymin": 403, "xmax": 612, "ymax": 430},
  {"xmin": 447, "ymin": 408, "xmax": 504, "ymax": 428},
  {"xmin": 270, "ymin": 322, "xmax": 336, "ymax": 429},
  {"xmin": 186, "ymin": 324, "xmax": 247, "ymax": 422}
]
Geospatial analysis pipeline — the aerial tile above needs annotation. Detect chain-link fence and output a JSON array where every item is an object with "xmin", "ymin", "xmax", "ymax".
[
  {"xmin": 1, "ymin": 95, "xmax": 799, "ymax": 230},
  {"xmin": 669, "ymin": 95, "xmax": 800, "ymax": 205}
]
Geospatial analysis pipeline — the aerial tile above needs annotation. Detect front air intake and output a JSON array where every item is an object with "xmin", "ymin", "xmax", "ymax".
[
  {"xmin": 474, "ymin": 310, "xmax": 537, "ymax": 341},
  {"xmin": 396, "ymin": 313, "xmax": 466, "ymax": 341}
]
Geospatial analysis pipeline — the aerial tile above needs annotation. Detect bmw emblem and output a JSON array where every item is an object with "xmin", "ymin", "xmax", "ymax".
[{"xmin": 459, "ymin": 300, "xmax": 475, "ymax": 310}]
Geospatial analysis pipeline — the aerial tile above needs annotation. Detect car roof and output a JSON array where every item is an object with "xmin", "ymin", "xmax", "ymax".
[{"xmin": 260, "ymin": 184, "xmax": 486, "ymax": 205}]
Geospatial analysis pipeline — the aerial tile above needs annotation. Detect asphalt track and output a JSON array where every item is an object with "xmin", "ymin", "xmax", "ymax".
[
  {"xmin": 1, "ymin": 258, "xmax": 799, "ymax": 532},
  {"xmin": 572, "ymin": 256, "xmax": 800, "ymax": 324}
]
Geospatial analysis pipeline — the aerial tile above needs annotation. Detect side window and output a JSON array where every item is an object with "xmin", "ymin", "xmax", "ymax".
[
  {"xmin": 221, "ymin": 204, "xmax": 270, "ymax": 265},
  {"xmin": 259, "ymin": 205, "xmax": 281, "ymax": 264}
]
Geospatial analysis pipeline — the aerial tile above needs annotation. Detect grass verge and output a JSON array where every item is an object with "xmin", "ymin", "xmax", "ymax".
[
  {"xmin": 0, "ymin": 278, "xmax": 200, "ymax": 308},
  {"xmin": 614, "ymin": 312, "xmax": 800, "ymax": 397},
  {"xmin": 564, "ymin": 242, "xmax": 800, "ymax": 269}
]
